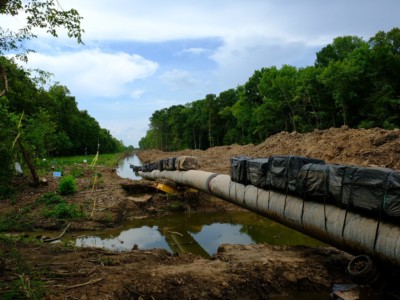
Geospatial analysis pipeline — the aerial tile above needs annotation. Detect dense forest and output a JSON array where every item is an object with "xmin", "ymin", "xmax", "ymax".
[
  {"xmin": 139, "ymin": 28, "xmax": 400, "ymax": 151},
  {"xmin": 0, "ymin": 57, "xmax": 125, "ymax": 156},
  {"xmin": 0, "ymin": 57, "xmax": 125, "ymax": 192}
]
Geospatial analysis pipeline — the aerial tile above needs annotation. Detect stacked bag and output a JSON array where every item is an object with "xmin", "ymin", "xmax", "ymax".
[{"xmin": 230, "ymin": 155, "xmax": 400, "ymax": 220}]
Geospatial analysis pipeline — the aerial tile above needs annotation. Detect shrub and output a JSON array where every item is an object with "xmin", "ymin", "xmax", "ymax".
[
  {"xmin": 36, "ymin": 192, "xmax": 64, "ymax": 206},
  {"xmin": 57, "ymin": 175, "xmax": 77, "ymax": 195},
  {"xmin": 42, "ymin": 202, "xmax": 84, "ymax": 219}
]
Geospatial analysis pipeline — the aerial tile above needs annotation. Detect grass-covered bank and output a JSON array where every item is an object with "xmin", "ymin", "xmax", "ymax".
[{"xmin": 0, "ymin": 152, "xmax": 131, "ymax": 233}]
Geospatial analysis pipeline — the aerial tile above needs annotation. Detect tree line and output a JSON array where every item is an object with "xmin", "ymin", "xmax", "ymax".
[
  {"xmin": 0, "ymin": 57, "xmax": 125, "ymax": 191},
  {"xmin": 0, "ymin": 57, "xmax": 125, "ymax": 156},
  {"xmin": 139, "ymin": 28, "xmax": 400, "ymax": 151}
]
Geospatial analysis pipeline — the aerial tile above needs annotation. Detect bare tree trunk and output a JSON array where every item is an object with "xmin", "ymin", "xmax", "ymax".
[
  {"xmin": 0, "ymin": 64, "xmax": 9, "ymax": 97},
  {"xmin": 17, "ymin": 139, "xmax": 40, "ymax": 186}
]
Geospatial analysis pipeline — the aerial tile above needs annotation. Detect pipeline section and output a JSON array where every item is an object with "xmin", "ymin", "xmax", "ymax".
[{"xmin": 139, "ymin": 169, "xmax": 400, "ymax": 268}]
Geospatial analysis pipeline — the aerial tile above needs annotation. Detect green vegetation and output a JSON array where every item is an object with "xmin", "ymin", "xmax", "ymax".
[
  {"xmin": 57, "ymin": 175, "xmax": 77, "ymax": 195},
  {"xmin": 139, "ymin": 28, "xmax": 400, "ymax": 150},
  {"xmin": 42, "ymin": 202, "xmax": 84, "ymax": 219},
  {"xmin": 0, "ymin": 212, "xmax": 34, "ymax": 232},
  {"xmin": 37, "ymin": 193, "xmax": 85, "ymax": 220},
  {"xmin": 36, "ymin": 192, "xmax": 64, "ymax": 206},
  {"xmin": 54, "ymin": 153, "xmax": 123, "ymax": 168}
]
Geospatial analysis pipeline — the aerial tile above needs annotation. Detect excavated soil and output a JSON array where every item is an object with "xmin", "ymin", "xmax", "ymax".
[
  {"xmin": 137, "ymin": 126, "xmax": 400, "ymax": 174},
  {"xmin": 2, "ymin": 127, "xmax": 400, "ymax": 299}
]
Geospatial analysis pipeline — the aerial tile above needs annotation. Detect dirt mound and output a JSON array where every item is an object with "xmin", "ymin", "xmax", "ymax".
[{"xmin": 137, "ymin": 127, "xmax": 400, "ymax": 174}]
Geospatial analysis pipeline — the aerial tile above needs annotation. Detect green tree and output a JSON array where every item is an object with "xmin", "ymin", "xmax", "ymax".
[
  {"xmin": 0, "ymin": 0, "xmax": 83, "ymax": 189},
  {"xmin": 359, "ymin": 28, "xmax": 400, "ymax": 128}
]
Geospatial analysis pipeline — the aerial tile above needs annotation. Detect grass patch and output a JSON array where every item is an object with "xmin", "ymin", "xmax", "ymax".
[
  {"xmin": 52, "ymin": 153, "xmax": 124, "ymax": 168},
  {"xmin": 36, "ymin": 192, "xmax": 64, "ymax": 206},
  {"xmin": 0, "ymin": 212, "xmax": 34, "ymax": 232},
  {"xmin": 42, "ymin": 202, "xmax": 85, "ymax": 219}
]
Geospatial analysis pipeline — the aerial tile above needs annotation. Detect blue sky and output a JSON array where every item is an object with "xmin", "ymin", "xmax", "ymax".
[{"xmin": 3, "ymin": 0, "xmax": 400, "ymax": 147}]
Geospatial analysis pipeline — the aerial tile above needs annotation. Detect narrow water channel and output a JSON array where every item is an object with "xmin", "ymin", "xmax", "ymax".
[{"xmin": 116, "ymin": 153, "xmax": 142, "ymax": 180}]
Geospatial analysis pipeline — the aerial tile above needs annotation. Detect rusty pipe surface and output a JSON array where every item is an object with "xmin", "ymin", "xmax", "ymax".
[{"xmin": 139, "ymin": 169, "xmax": 400, "ymax": 267}]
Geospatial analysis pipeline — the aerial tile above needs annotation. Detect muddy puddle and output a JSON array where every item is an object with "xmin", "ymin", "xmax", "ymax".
[{"xmin": 74, "ymin": 211, "xmax": 324, "ymax": 257}]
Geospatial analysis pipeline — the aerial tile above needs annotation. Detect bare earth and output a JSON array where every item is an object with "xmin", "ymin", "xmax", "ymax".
[{"xmin": 2, "ymin": 126, "xmax": 400, "ymax": 299}]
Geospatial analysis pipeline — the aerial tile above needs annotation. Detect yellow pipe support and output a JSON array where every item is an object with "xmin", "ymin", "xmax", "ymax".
[
  {"xmin": 139, "ymin": 169, "xmax": 400, "ymax": 268},
  {"xmin": 155, "ymin": 182, "xmax": 178, "ymax": 194}
]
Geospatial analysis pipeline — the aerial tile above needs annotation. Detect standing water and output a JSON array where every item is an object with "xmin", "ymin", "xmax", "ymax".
[
  {"xmin": 116, "ymin": 154, "xmax": 142, "ymax": 180},
  {"xmin": 75, "ymin": 211, "xmax": 324, "ymax": 256}
]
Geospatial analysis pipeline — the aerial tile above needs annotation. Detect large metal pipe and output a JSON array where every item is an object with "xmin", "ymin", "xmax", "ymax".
[{"xmin": 139, "ymin": 169, "xmax": 400, "ymax": 268}]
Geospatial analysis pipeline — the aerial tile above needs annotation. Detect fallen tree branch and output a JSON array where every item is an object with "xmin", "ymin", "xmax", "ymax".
[
  {"xmin": 166, "ymin": 231, "xmax": 183, "ymax": 237},
  {"xmin": 65, "ymin": 278, "xmax": 103, "ymax": 290},
  {"xmin": 43, "ymin": 223, "xmax": 70, "ymax": 243}
]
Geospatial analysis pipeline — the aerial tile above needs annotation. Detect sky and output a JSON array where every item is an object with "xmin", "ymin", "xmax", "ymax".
[{"xmin": 3, "ymin": 0, "xmax": 400, "ymax": 147}]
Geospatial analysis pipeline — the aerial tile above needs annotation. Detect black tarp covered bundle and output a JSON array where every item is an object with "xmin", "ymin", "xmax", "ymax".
[
  {"xmin": 246, "ymin": 158, "xmax": 269, "ymax": 188},
  {"xmin": 334, "ymin": 166, "xmax": 400, "ymax": 218},
  {"xmin": 130, "ymin": 165, "xmax": 142, "ymax": 173},
  {"xmin": 296, "ymin": 163, "xmax": 330, "ymax": 201},
  {"xmin": 383, "ymin": 172, "xmax": 400, "ymax": 218},
  {"xmin": 230, "ymin": 156, "xmax": 251, "ymax": 184},
  {"xmin": 142, "ymin": 162, "xmax": 159, "ymax": 172},
  {"xmin": 297, "ymin": 163, "xmax": 400, "ymax": 219},
  {"xmin": 162, "ymin": 157, "xmax": 176, "ymax": 171},
  {"xmin": 267, "ymin": 155, "xmax": 325, "ymax": 193}
]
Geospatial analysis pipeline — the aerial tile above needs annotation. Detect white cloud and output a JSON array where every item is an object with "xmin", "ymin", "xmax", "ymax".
[
  {"xmin": 209, "ymin": 36, "xmax": 317, "ymax": 89},
  {"xmin": 160, "ymin": 69, "xmax": 200, "ymax": 91},
  {"xmin": 26, "ymin": 49, "xmax": 158, "ymax": 98},
  {"xmin": 131, "ymin": 89, "xmax": 145, "ymax": 99},
  {"xmin": 178, "ymin": 48, "xmax": 210, "ymax": 56}
]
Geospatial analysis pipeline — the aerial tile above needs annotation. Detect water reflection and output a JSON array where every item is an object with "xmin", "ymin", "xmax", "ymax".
[
  {"xmin": 75, "ymin": 211, "xmax": 324, "ymax": 257},
  {"xmin": 76, "ymin": 226, "xmax": 171, "ymax": 252},
  {"xmin": 116, "ymin": 154, "xmax": 142, "ymax": 180}
]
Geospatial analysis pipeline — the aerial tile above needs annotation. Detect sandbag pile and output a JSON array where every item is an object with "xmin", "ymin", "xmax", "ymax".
[{"xmin": 231, "ymin": 155, "xmax": 400, "ymax": 220}]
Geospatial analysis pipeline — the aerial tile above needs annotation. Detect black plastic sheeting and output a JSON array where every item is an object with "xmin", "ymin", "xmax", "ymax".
[
  {"xmin": 267, "ymin": 155, "xmax": 325, "ymax": 193},
  {"xmin": 230, "ymin": 156, "xmax": 251, "ymax": 184},
  {"xmin": 297, "ymin": 163, "xmax": 400, "ymax": 219},
  {"xmin": 231, "ymin": 154, "xmax": 400, "ymax": 220},
  {"xmin": 296, "ymin": 163, "xmax": 330, "ymax": 201},
  {"xmin": 246, "ymin": 158, "xmax": 269, "ymax": 188},
  {"xmin": 162, "ymin": 157, "xmax": 176, "ymax": 171},
  {"xmin": 142, "ymin": 162, "xmax": 159, "ymax": 172}
]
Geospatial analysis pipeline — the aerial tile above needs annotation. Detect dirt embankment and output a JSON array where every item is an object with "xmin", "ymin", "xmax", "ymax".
[
  {"xmin": 137, "ymin": 126, "xmax": 400, "ymax": 174},
  {"xmin": 2, "ymin": 127, "xmax": 400, "ymax": 299}
]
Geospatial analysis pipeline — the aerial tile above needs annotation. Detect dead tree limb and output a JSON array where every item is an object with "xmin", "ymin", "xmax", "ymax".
[{"xmin": 43, "ymin": 223, "xmax": 71, "ymax": 243}]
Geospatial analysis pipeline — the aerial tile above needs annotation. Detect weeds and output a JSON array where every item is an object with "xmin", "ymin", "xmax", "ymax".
[
  {"xmin": 36, "ymin": 192, "xmax": 64, "ymax": 206},
  {"xmin": 0, "ymin": 212, "xmax": 34, "ymax": 232},
  {"xmin": 0, "ymin": 235, "xmax": 47, "ymax": 299},
  {"xmin": 42, "ymin": 202, "xmax": 85, "ymax": 219}
]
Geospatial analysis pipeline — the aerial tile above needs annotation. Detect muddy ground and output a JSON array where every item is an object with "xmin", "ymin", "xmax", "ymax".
[{"xmin": 2, "ymin": 126, "xmax": 400, "ymax": 299}]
